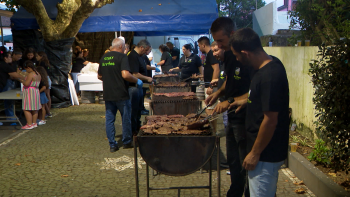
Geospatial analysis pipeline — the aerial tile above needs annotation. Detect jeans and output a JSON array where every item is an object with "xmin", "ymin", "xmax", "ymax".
[
  {"xmin": 226, "ymin": 122, "xmax": 250, "ymax": 197},
  {"xmin": 105, "ymin": 100, "xmax": 132, "ymax": 147},
  {"xmin": 71, "ymin": 73, "xmax": 80, "ymax": 93},
  {"xmin": 248, "ymin": 161, "xmax": 284, "ymax": 197},
  {"xmin": 128, "ymin": 86, "xmax": 142, "ymax": 133},
  {"xmin": 2, "ymin": 79, "xmax": 15, "ymax": 119}
]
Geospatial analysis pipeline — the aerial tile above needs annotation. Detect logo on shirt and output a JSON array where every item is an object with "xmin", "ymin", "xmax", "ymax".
[
  {"xmin": 220, "ymin": 71, "xmax": 225, "ymax": 79},
  {"xmin": 234, "ymin": 67, "xmax": 241, "ymax": 80},
  {"xmin": 188, "ymin": 59, "xmax": 192, "ymax": 63},
  {"xmin": 247, "ymin": 89, "xmax": 252, "ymax": 104}
]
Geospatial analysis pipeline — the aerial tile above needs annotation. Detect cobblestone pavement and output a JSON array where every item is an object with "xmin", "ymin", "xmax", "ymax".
[{"xmin": 0, "ymin": 104, "xmax": 316, "ymax": 197}]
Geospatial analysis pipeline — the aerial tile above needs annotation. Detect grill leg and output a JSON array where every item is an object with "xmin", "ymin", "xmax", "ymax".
[
  {"xmin": 146, "ymin": 164, "xmax": 150, "ymax": 197},
  {"xmin": 134, "ymin": 136, "xmax": 139, "ymax": 197},
  {"xmin": 209, "ymin": 156, "xmax": 212, "ymax": 197}
]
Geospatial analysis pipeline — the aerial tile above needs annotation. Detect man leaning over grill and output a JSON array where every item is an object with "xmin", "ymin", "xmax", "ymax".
[
  {"xmin": 97, "ymin": 38, "xmax": 139, "ymax": 153},
  {"xmin": 127, "ymin": 40, "xmax": 153, "ymax": 139},
  {"xmin": 206, "ymin": 17, "xmax": 253, "ymax": 197}
]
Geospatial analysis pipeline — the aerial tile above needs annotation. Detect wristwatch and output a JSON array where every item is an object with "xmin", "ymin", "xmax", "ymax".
[{"xmin": 227, "ymin": 97, "xmax": 235, "ymax": 104}]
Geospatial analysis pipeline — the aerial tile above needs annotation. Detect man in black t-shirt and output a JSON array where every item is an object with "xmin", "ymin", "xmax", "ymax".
[
  {"xmin": 198, "ymin": 36, "xmax": 220, "ymax": 132},
  {"xmin": 229, "ymin": 28, "xmax": 290, "ymax": 196},
  {"xmin": 127, "ymin": 40, "xmax": 153, "ymax": 137},
  {"xmin": 166, "ymin": 42, "xmax": 180, "ymax": 68},
  {"xmin": 206, "ymin": 17, "xmax": 252, "ymax": 197},
  {"xmin": 98, "ymin": 38, "xmax": 139, "ymax": 152}
]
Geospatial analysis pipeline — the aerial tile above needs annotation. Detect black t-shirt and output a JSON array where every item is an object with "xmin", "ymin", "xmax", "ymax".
[
  {"xmin": 128, "ymin": 49, "xmax": 147, "ymax": 86},
  {"xmin": 71, "ymin": 58, "xmax": 86, "ymax": 73},
  {"xmin": 179, "ymin": 53, "xmax": 201, "ymax": 80},
  {"xmin": 160, "ymin": 52, "xmax": 173, "ymax": 72},
  {"xmin": 224, "ymin": 50, "xmax": 253, "ymax": 123},
  {"xmin": 204, "ymin": 50, "xmax": 219, "ymax": 85},
  {"xmin": 0, "ymin": 61, "xmax": 16, "ymax": 89},
  {"xmin": 98, "ymin": 51, "xmax": 130, "ymax": 101},
  {"xmin": 143, "ymin": 54, "xmax": 152, "ymax": 78},
  {"xmin": 170, "ymin": 47, "xmax": 180, "ymax": 68},
  {"xmin": 218, "ymin": 61, "xmax": 226, "ymax": 102},
  {"xmin": 246, "ymin": 56, "xmax": 290, "ymax": 162}
]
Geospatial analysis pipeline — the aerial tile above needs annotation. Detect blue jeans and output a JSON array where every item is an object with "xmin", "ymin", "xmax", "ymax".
[
  {"xmin": 128, "ymin": 86, "xmax": 143, "ymax": 133},
  {"xmin": 105, "ymin": 100, "xmax": 132, "ymax": 147},
  {"xmin": 71, "ymin": 73, "xmax": 80, "ymax": 93},
  {"xmin": 226, "ymin": 122, "xmax": 250, "ymax": 197},
  {"xmin": 248, "ymin": 161, "xmax": 284, "ymax": 197},
  {"xmin": 2, "ymin": 79, "xmax": 15, "ymax": 119}
]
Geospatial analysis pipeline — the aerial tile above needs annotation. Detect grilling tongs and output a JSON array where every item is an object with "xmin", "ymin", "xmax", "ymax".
[
  {"xmin": 188, "ymin": 108, "xmax": 236, "ymax": 130},
  {"xmin": 194, "ymin": 104, "xmax": 210, "ymax": 120}
]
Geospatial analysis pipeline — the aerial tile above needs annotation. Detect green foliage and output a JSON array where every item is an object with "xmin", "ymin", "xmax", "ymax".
[
  {"xmin": 216, "ymin": 0, "xmax": 266, "ymax": 29},
  {"xmin": 288, "ymin": 0, "xmax": 350, "ymax": 45},
  {"xmin": 0, "ymin": 0, "xmax": 19, "ymax": 12},
  {"xmin": 308, "ymin": 139, "xmax": 331, "ymax": 166},
  {"xmin": 309, "ymin": 38, "xmax": 350, "ymax": 172}
]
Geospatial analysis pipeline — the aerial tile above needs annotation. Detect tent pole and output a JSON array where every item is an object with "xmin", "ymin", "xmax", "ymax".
[{"xmin": 0, "ymin": 16, "xmax": 3, "ymax": 46}]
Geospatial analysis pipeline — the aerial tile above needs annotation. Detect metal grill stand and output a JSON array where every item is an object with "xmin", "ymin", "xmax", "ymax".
[{"xmin": 134, "ymin": 136, "xmax": 221, "ymax": 197}]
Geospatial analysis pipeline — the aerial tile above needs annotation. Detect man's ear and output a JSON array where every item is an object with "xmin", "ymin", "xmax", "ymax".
[{"xmin": 241, "ymin": 50, "xmax": 249, "ymax": 57}]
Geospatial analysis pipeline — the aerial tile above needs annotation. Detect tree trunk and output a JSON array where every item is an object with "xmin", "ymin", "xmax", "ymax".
[{"xmin": 15, "ymin": 0, "xmax": 114, "ymax": 42}]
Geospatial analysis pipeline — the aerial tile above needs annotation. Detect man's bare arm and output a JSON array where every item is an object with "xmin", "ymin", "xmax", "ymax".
[
  {"xmin": 133, "ymin": 73, "xmax": 153, "ymax": 83},
  {"xmin": 122, "ymin": 70, "xmax": 138, "ymax": 83}
]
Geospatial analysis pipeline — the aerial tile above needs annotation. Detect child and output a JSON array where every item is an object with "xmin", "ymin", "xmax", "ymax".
[
  {"xmin": 36, "ymin": 51, "xmax": 52, "ymax": 117},
  {"xmin": 36, "ymin": 66, "xmax": 49, "ymax": 125},
  {"xmin": 19, "ymin": 60, "xmax": 41, "ymax": 129}
]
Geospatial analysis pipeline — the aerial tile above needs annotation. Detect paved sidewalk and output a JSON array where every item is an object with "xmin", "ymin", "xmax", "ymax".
[{"xmin": 0, "ymin": 104, "xmax": 315, "ymax": 196}]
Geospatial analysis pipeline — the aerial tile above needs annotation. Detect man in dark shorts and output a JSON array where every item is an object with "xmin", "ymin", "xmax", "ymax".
[
  {"xmin": 166, "ymin": 42, "xmax": 180, "ymax": 68},
  {"xmin": 98, "ymin": 38, "xmax": 139, "ymax": 152},
  {"xmin": 229, "ymin": 28, "xmax": 290, "ymax": 196},
  {"xmin": 206, "ymin": 17, "xmax": 253, "ymax": 197},
  {"xmin": 127, "ymin": 40, "xmax": 153, "ymax": 138}
]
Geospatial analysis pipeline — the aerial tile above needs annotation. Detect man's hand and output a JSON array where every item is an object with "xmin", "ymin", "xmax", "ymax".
[
  {"xmin": 213, "ymin": 100, "xmax": 230, "ymax": 114},
  {"xmin": 210, "ymin": 79, "xmax": 218, "ymax": 87},
  {"xmin": 169, "ymin": 68, "xmax": 173, "ymax": 72},
  {"xmin": 242, "ymin": 151, "xmax": 260, "ymax": 171},
  {"xmin": 146, "ymin": 77, "xmax": 153, "ymax": 83},
  {"xmin": 229, "ymin": 98, "xmax": 247, "ymax": 113},
  {"xmin": 206, "ymin": 87, "xmax": 213, "ymax": 95},
  {"xmin": 155, "ymin": 67, "xmax": 161, "ymax": 72},
  {"xmin": 205, "ymin": 92, "xmax": 219, "ymax": 106}
]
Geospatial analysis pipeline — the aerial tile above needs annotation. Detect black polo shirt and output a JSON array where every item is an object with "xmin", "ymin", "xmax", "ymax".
[
  {"xmin": 246, "ymin": 56, "xmax": 289, "ymax": 162},
  {"xmin": 128, "ymin": 49, "xmax": 147, "ymax": 86},
  {"xmin": 98, "ymin": 51, "xmax": 130, "ymax": 101},
  {"xmin": 224, "ymin": 50, "xmax": 253, "ymax": 123},
  {"xmin": 160, "ymin": 52, "xmax": 173, "ymax": 72},
  {"xmin": 179, "ymin": 53, "xmax": 201, "ymax": 80},
  {"xmin": 143, "ymin": 54, "xmax": 152, "ymax": 78},
  {"xmin": 204, "ymin": 50, "xmax": 219, "ymax": 85},
  {"xmin": 0, "ymin": 61, "xmax": 16, "ymax": 89},
  {"xmin": 71, "ymin": 58, "xmax": 86, "ymax": 73}
]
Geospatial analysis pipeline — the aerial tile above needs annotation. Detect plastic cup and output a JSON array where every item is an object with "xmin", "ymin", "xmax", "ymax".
[
  {"xmin": 291, "ymin": 143, "xmax": 298, "ymax": 152},
  {"xmin": 297, "ymin": 40, "xmax": 302, "ymax": 46},
  {"xmin": 305, "ymin": 40, "xmax": 310, "ymax": 46},
  {"xmin": 16, "ymin": 91, "xmax": 21, "ymax": 97},
  {"xmin": 269, "ymin": 42, "xmax": 273, "ymax": 47}
]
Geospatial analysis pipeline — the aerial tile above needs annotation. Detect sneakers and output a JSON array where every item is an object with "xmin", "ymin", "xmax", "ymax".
[
  {"xmin": 123, "ymin": 143, "xmax": 134, "ymax": 149},
  {"xmin": 46, "ymin": 113, "xmax": 53, "ymax": 118},
  {"xmin": 110, "ymin": 146, "xmax": 119, "ymax": 153},
  {"xmin": 38, "ymin": 120, "xmax": 46, "ymax": 125},
  {"xmin": 32, "ymin": 123, "xmax": 38, "ymax": 128},
  {"xmin": 21, "ymin": 124, "xmax": 34, "ymax": 130}
]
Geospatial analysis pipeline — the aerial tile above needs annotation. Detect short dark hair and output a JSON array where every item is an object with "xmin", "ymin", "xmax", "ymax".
[
  {"xmin": 230, "ymin": 28, "xmax": 262, "ymax": 53},
  {"xmin": 13, "ymin": 49, "xmax": 22, "ymax": 55},
  {"xmin": 197, "ymin": 36, "xmax": 210, "ymax": 46},
  {"xmin": 210, "ymin": 17, "xmax": 234, "ymax": 37},
  {"xmin": 137, "ymin": 39, "xmax": 151, "ymax": 48},
  {"xmin": 159, "ymin": 44, "xmax": 170, "ymax": 52},
  {"xmin": 166, "ymin": 42, "xmax": 173, "ymax": 46},
  {"xmin": 183, "ymin": 44, "xmax": 192, "ymax": 51}
]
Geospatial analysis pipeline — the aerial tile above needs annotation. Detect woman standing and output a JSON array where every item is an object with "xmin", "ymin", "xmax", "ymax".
[
  {"xmin": 70, "ymin": 51, "xmax": 88, "ymax": 96},
  {"xmin": 19, "ymin": 61, "xmax": 41, "ymax": 129},
  {"xmin": 156, "ymin": 44, "xmax": 173, "ymax": 73},
  {"xmin": 170, "ymin": 44, "xmax": 203, "ymax": 81},
  {"xmin": 36, "ymin": 51, "xmax": 52, "ymax": 117}
]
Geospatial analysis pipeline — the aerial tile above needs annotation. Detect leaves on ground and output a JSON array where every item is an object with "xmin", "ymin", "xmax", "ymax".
[
  {"xmin": 100, "ymin": 116, "xmax": 105, "ymax": 118},
  {"xmin": 328, "ymin": 172, "xmax": 337, "ymax": 177},
  {"xmin": 61, "ymin": 175, "xmax": 69, "ymax": 177},
  {"xmin": 15, "ymin": 163, "xmax": 21, "ymax": 166},
  {"xmin": 294, "ymin": 180, "xmax": 305, "ymax": 185},
  {"xmin": 295, "ymin": 188, "xmax": 306, "ymax": 194}
]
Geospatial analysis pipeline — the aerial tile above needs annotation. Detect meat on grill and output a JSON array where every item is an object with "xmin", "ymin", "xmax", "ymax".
[
  {"xmin": 153, "ymin": 74, "xmax": 179, "ymax": 78},
  {"xmin": 140, "ymin": 114, "xmax": 210, "ymax": 135},
  {"xmin": 154, "ymin": 82, "xmax": 188, "ymax": 87}
]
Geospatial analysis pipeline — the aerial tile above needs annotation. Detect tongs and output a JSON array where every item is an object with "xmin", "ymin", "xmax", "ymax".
[
  {"xmin": 194, "ymin": 104, "xmax": 210, "ymax": 120},
  {"xmin": 187, "ymin": 109, "xmax": 236, "ymax": 130}
]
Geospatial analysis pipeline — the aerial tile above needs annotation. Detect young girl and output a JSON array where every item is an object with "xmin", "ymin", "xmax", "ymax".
[
  {"xmin": 36, "ymin": 66, "xmax": 49, "ymax": 125},
  {"xmin": 19, "ymin": 60, "xmax": 41, "ymax": 129},
  {"xmin": 20, "ymin": 48, "xmax": 37, "ymax": 69},
  {"xmin": 36, "ymin": 51, "xmax": 52, "ymax": 117}
]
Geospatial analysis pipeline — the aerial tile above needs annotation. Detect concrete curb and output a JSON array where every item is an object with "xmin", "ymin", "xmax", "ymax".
[{"xmin": 288, "ymin": 151, "xmax": 349, "ymax": 197}]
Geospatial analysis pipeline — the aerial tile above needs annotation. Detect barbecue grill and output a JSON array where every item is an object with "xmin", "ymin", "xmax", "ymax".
[
  {"xmin": 152, "ymin": 82, "xmax": 191, "ymax": 93},
  {"xmin": 150, "ymin": 99, "xmax": 201, "ymax": 116},
  {"xmin": 134, "ymin": 133, "xmax": 220, "ymax": 197},
  {"xmin": 153, "ymin": 74, "xmax": 180, "ymax": 84}
]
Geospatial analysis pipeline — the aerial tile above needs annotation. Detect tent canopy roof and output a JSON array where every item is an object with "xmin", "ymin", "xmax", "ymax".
[{"xmin": 11, "ymin": 0, "xmax": 218, "ymax": 36}]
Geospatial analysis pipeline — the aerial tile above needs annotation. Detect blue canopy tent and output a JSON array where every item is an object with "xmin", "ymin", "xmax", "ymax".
[{"xmin": 11, "ymin": 0, "xmax": 218, "ymax": 36}]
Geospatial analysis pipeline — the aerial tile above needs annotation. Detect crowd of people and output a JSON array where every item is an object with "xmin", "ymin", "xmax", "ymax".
[{"xmin": 0, "ymin": 47, "xmax": 53, "ymax": 129}]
